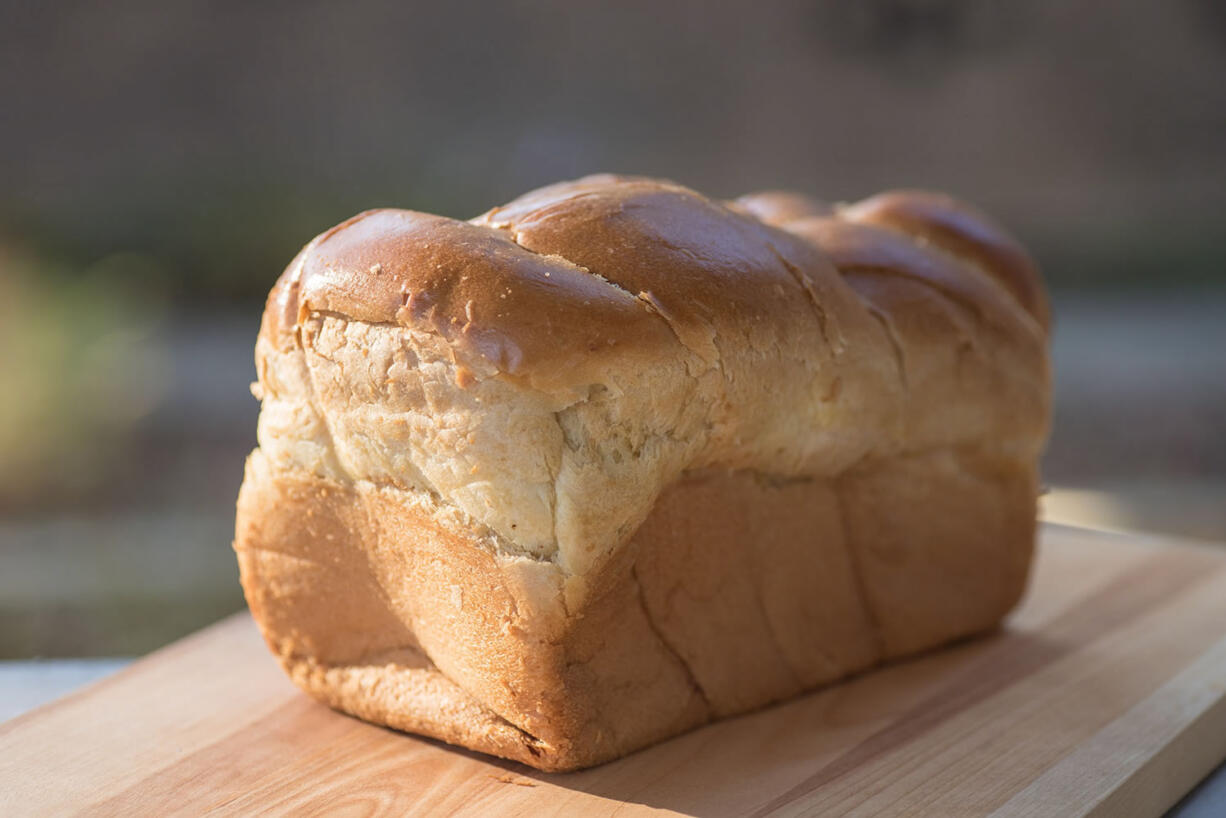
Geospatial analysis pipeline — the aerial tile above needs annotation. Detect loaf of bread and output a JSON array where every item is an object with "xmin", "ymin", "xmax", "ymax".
[{"xmin": 234, "ymin": 175, "xmax": 1050, "ymax": 771}]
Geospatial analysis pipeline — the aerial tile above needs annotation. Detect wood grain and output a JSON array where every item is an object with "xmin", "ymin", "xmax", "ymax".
[{"xmin": 2, "ymin": 524, "xmax": 1225, "ymax": 817}]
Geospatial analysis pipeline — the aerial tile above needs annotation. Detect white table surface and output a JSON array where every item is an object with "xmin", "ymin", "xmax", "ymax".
[{"xmin": 0, "ymin": 659, "xmax": 131, "ymax": 723}]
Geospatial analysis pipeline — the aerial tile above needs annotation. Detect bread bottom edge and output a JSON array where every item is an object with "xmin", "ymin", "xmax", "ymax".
[{"xmin": 271, "ymin": 617, "xmax": 1009, "ymax": 774}]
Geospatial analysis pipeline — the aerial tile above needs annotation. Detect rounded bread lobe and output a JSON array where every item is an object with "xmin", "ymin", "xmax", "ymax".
[
  {"xmin": 839, "ymin": 190, "xmax": 1050, "ymax": 330},
  {"xmin": 729, "ymin": 190, "xmax": 834, "ymax": 224},
  {"xmin": 742, "ymin": 187, "xmax": 1051, "ymax": 459},
  {"xmin": 478, "ymin": 176, "xmax": 902, "ymax": 473},
  {"xmin": 262, "ymin": 207, "xmax": 675, "ymax": 396},
  {"xmin": 781, "ymin": 216, "xmax": 1048, "ymax": 451}
]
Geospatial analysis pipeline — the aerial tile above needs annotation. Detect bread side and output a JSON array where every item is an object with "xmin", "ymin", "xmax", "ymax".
[{"xmin": 235, "ymin": 175, "xmax": 1049, "ymax": 770}]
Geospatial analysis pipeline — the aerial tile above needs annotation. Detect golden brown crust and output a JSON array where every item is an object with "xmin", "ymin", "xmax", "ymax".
[
  {"xmin": 730, "ymin": 190, "xmax": 834, "ymax": 224},
  {"xmin": 262, "ymin": 207, "xmax": 675, "ymax": 395},
  {"xmin": 776, "ymin": 216, "xmax": 1049, "ymax": 455},
  {"xmin": 235, "ymin": 174, "xmax": 1051, "ymax": 771},
  {"xmin": 839, "ymin": 191, "xmax": 1050, "ymax": 330}
]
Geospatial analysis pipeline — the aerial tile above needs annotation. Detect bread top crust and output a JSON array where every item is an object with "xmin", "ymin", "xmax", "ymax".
[
  {"xmin": 261, "ymin": 205, "xmax": 674, "ymax": 397},
  {"xmin": 254, "ymin": 175, "xmax": 1049, "ymax": 578},
  {"xmin": 836, "ymin": 191, "xmax": 1050, "ymax": 330}
]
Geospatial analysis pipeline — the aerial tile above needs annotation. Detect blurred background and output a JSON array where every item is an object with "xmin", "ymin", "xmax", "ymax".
[{"xmin": 1, "ymin": 0, "xmax": 1224, "ymax": 659}]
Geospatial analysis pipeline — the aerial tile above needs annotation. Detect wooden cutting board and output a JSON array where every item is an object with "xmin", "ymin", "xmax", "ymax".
[{"xmin": 3, "ymin": 524, "xmax": 1226, "ymax": 817}]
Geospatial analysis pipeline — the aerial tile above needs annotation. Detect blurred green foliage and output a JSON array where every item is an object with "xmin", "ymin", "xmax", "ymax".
[{"xmin": 0, "ymin": 248, "xmax": 170, "ymax": 508}]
